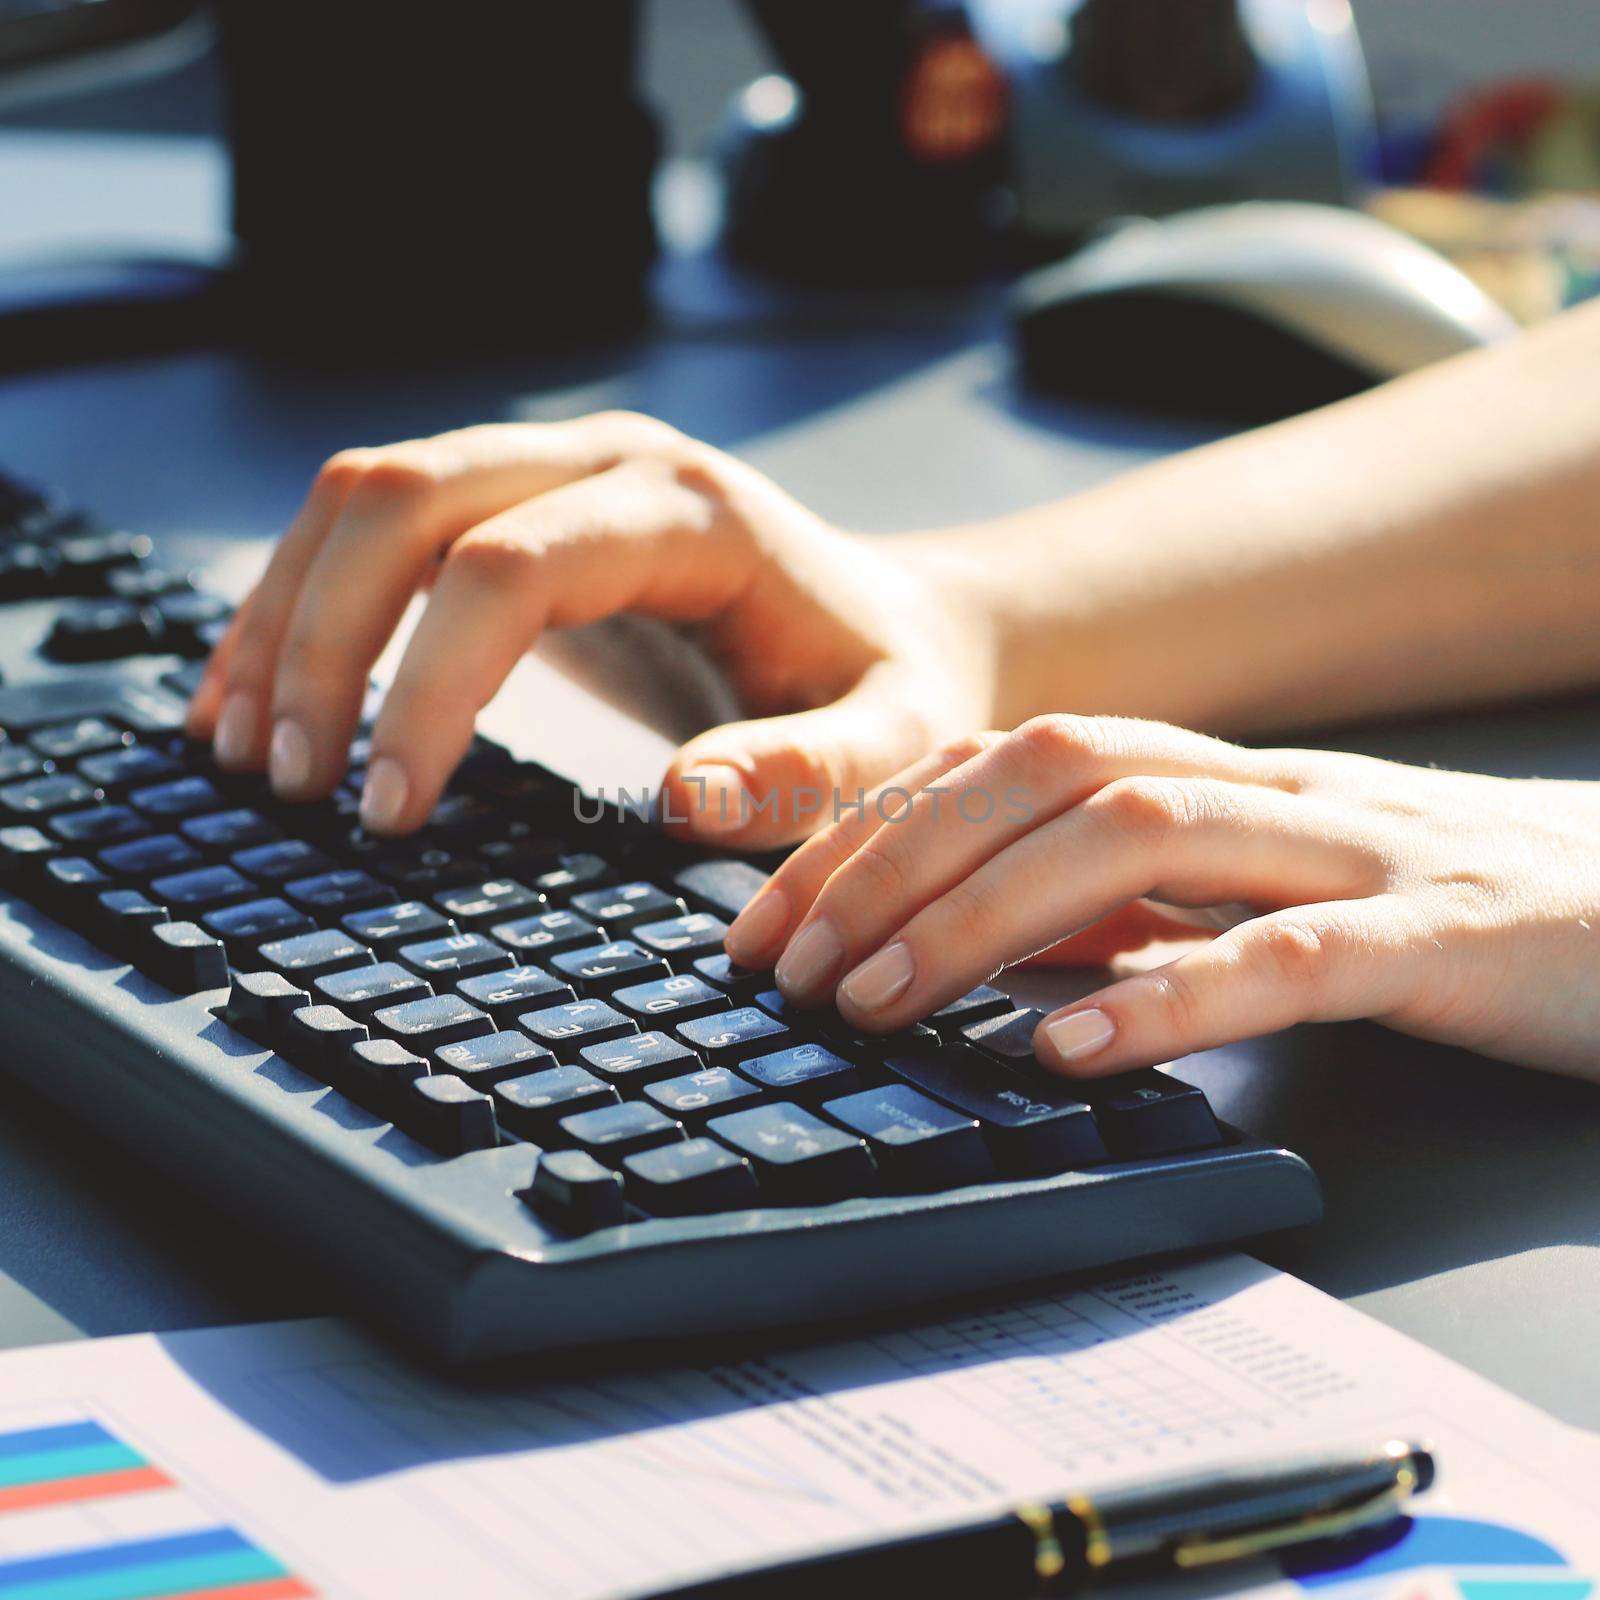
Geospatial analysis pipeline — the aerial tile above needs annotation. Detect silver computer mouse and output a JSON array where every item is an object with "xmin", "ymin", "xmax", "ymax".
[{"xmin": 1013, "ymin": 200, "xmax": 1520, "ymax": 419}]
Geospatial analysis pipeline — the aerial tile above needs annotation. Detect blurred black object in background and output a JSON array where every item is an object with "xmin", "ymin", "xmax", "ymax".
[
  {"xmin": 719, "ymin": 0, "xmax": 1009, "ymax": 282},
  {"xmin": 1072, "ymin": 0, "xmax": 1257, "ymax": 122},
  {"xmin": 0, "ymin": 0, "xmax": 201, "ymax": 90},
  {"xmin": 215, "ymin": 0, "xmax": 659, "ymax": 359}
]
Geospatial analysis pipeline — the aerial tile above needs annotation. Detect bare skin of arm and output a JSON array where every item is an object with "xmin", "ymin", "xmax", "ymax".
[
  {"xmin": 191, "ymin": 298, "xmax": 1600, "ymax": 847},
  {"xmin": 907, "ymin": 293, "xmax": 1600, "ymax": 737}
]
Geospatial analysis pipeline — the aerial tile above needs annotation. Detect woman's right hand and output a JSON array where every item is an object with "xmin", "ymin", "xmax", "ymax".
[{"xmin": 185, "ymin": 412, "xmax": 997, "ymax": 847}]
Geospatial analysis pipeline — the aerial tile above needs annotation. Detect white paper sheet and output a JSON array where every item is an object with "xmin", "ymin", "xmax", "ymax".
[{"xmin": 1, "ymin": 1253, "xmax": 1596, "ymax": 1600}]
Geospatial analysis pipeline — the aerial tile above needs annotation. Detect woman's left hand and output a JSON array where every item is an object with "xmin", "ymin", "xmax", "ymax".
[{"xmin": 722, "ymin": 715, "xmax": 1600, "ymax": 1083}]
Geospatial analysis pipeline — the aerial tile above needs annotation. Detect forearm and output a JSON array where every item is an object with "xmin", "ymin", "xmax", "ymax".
[{"xmin": 909, "ymin": 297, "xmax": 1600, "ymax": 733}]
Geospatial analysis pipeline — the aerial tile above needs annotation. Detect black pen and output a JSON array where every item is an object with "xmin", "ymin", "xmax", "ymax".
[{"xmin": 648, "ymin": 1439, "xmax": 1434, "ymax": 1599}]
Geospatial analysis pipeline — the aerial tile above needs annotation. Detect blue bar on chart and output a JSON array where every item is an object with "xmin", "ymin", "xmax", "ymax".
[{"xmin": 0, "ymin": 1410, "xmax": 312, "ymax": 1600}]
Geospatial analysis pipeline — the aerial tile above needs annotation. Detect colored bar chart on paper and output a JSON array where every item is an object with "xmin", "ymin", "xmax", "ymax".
[{"xmin": 0, "ymin": 1409, "xmax": 312, "ymax": 1600}]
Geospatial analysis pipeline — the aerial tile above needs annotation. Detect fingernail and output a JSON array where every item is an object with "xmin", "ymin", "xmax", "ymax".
[
  {"xmin": 840, "ymin": 941, "xmax": 915, "ymax": 1013},
  {"xmin": 681, "ymin": 762, "xmax": 750, "ymax": 834},
  {"xmin": 269, "ymin": 717, "xmax": 312, "ymax": 797},
  {"xmin": 1041, "ymin": 1008, "xmax": 1116, "ymax": 1064},
  {"xmin": 775, "ymin": 918, "xmax": 844, "ymax": 998},
  {"xmin": 360, "ymin": 756, "xmax": 409, "ymax": 833},
  {"xmin": 726, "ymin": 888, "xmax": 790, "ymax": 963},
  {"xmin": 213, "ymin": 692, "xmax": 257, "ymax": 769}
]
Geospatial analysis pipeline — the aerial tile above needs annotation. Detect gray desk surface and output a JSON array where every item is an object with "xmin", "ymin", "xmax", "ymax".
[{"xmin": 2, "ymin": 133, "xmax": 1599, "ymax": 1430}]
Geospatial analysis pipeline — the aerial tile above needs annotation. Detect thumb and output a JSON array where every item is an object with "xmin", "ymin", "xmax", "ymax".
[{"xmin": 661, "ymin": 669, "xmax": 939, "ymax": 849}]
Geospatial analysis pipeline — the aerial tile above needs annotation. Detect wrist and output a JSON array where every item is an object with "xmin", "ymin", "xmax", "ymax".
[{"xmin": 891, "ymin": 530, "xmax": 1010, "ymax": 729}]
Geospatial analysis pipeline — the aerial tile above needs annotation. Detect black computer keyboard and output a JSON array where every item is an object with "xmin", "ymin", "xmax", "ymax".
[{"xmin": 0, "ymin": 467, "xmax": 1321, "ymax": 1362}]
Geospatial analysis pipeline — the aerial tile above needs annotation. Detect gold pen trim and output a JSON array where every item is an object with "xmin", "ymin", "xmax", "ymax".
[
  {"xmin": 1014, "ymin": 1501, "xmax": 1067, "ymax": 1585},
  {"xmin": 1171, "ymin": 1450, "xmax": 1421, "ymax": 1569},
  {"xmin": 1064, "ymin": 1494, "xmax": 1111, "ymax": 1571}
]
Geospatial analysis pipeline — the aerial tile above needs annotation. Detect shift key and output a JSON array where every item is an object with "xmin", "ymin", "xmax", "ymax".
[{"xmin": 884, "ymin": 1046, "xmax": 1109, "ymax": 1174}]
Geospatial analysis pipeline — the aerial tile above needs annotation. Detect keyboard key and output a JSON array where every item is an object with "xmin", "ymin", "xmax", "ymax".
[
  {"xmin": 521, "ymin": 1148, "xmax": 624, "ymax": 1231},
  {"xmin": 153, "ymin": 589, "xmax": 230, "ymax": 653},
  {"xmin": 495, "ymin": 1065, "xmax": 618, "ymax": 1141},
  {"xmin": 422, "ymin": 793, "xmax": 504, "ymax": 840},
  {"xmin": 259, "ymin": 927, "xmax": 375, "ymax": 981},
  {"xmin": 150, "ymin": 863, "xmax": 256, "ymax": 914},
  {"xmin": 569, "ymin": 881, "xmax": 684, "ymax": 931},
  {"xmin": 560, "ymin": 1099, "xmax": 684, "ymax": 1162},
  {"xmin": 533, "ymin": 853, "xmax": 613, "ymax": 904},
  {"xmin": 28, "ymin": 717, "xmax": 127, "ymax": 761},
  {"xmin": 341, "ymin": 899, "xmax": 456, "ymax": 955},
  {"xmin": 404, "ymin": 1074, "xmax": 498, "ymax": 1155},
  {"xmin": 611, "ymin": 973, "xmax": 725, "ymax": 1025},
  {"xmin": 223, "ymin": 970, "xmax": 310, "ymax": 1043},
  {"xmin": 928, "ymin": 985, "xmax": 1012, "ymax": 1036},
  {"xmin": 676, "ymin": 1006, "xmax": 792, "ymax": 1067},
  {"xmin": 632, "ymin": 912, "xmax": 729, "ymax": 966},
  {"xmin": 474, "ymin": 833, "xmax": 565, "ymax": 881},
  {"xmin": 462, "ymin": 753, "xmax": 564, "ymax": 811},
  {"xmin": 372, "ymin": 993, "xmax": 491, "ymax": 1053},
  {"xmin": 285, "ymin": 793, "xmax": 362, "ymax": 848},
  {"xmin": 97, "ymin": 888, "xmax": 171, "ymax": 950},
  {"xmin": 579, "ymin": 1029, "xmax": 699, "ymax": 1091},
  {"xmin": 0, "ymin": 748, "xmax": 43, "ymax": 783},
  {"xmin": 44, "ymin": 599, "xmax": 158, "ymax": 661},
  {"xmin": 960, "ymin": 1007, "xmax": 1046, "ymax": 1063},
  {"xmin": 431, "ymin": 878, "xmax": 544, "ymax": 929},
  {"xmin": 284, "ymin": 1004, "xmax": 369, "ymax": 1082},
  {"xmin": 489, "ymin": 908, "xmax": 600, "ymax": 958},
  {"xmin": 885, "ymin": 1047, "xmax": 1109, "ymax": 1175},
  {"xmin": 78, "ymin": 744, "xmax": 180, "ymax": 792},
  {"xmin": 48, "ymin": 805, "xmax": 148, "ymax": 848},
  {"xmin": 752, "ymin": 988, "xmax": 802, "ymax": 1025},
  {"xmin": 39, "ymin": 854, "xmax": 115, "ymax": 917},
  {"xmin": 180, "ymin": 808, "xmax": 282, "ymax": 855},
  {"xmin": 285, "ymin": 868, "xmax": 395, "ymax": 917},
  {"xmin": 739, "ymin": 1042, "xmax": 862, "ymax": 1103},
  {"xmin": 432, "ymin": 1029, "xmax": 553, "ymax": 1090},
  {"xmin": 624, "ymin": 1137, "xmax": 759, "ymax": 1216},
  {"xmin": 107, "ymin": 564, "xmax": 190, "ymax": 601},
  {"xmin": 99, "ymin": 831, "xmax": 204, "ymax": 880},
  {"xmin": 455, "ymin": 963, "xmax": 573, "ymax": 1023},
  {"xmin": 813, "ymin": 1012, "xmax": 939, "ymax": 1059},
  {"xmin": 312, "ymin": 960, "xmax": 432, "ymax": 1019},
  {"xmin": 0, "ymin": 824, "xmax": 56, "ymax": 879},
  {"xmin": 397, "ymin": 930, "xmax": 513, "ymax": 981},
  {"xmin": 233, "ymin": 838, "xmax": 336, "ymax": 885},
  {"xmin": 672, "ymin": 858, "xmax": 768, "ymax": 920},
  {"xmin": 548, "ymin": 940, "xmax": 670, "ymax": 997},
  {"xmin": 0, "ymin": 773, "xmax": 95, "ymax": 816},
  {"xmin": 144, "ymin": 920, "xmax": 229, "ymax": 992},
  {"xmin": 644, "ymin": 1065, "xmax": 765, "ymax": 1129},
  {"xmin": 201, "ymin": 896, "xmax": 316, "ymax": 954},
  {"xmin": 345, "ymin": 1038, "xmax": 429, "ymax": 1116},
  {"xmin": 373, "ymin": 845, "xmax": 480, "ymax": 895},
  {"xmin": 56, "ymin": 526, "xmax": 152, "ymax": 578},
  {"xmin": 128, "ymin": 776, "xmax": 223, "ymax": 820},
  {"xmin": 822, "ymin": 1085, "xmax": 994, "ymax": 1190},
  {"xmin": 517, "ymin": 999, "xmax": 636, "ymax": 1061},
  {"xmin": 1088, "ymin": 1071, "xmax": 1223, "ymax": 1158},
  {"xmin": 0, "ymin": 541, "xmax": 57, "ymax": 599},
  {"xmin": 708, "ymin": 1104, "xmax": 876, "ymax": 1204},
  {"xmin": 691, "ymin": 952, "xmax": 769, "ymax": 1002}
]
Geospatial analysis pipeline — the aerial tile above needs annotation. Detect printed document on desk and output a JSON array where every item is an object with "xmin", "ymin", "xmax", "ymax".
[{"xmin": 0, "ymin": 1253, "xmax": 1595, "ymax": 1600}]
